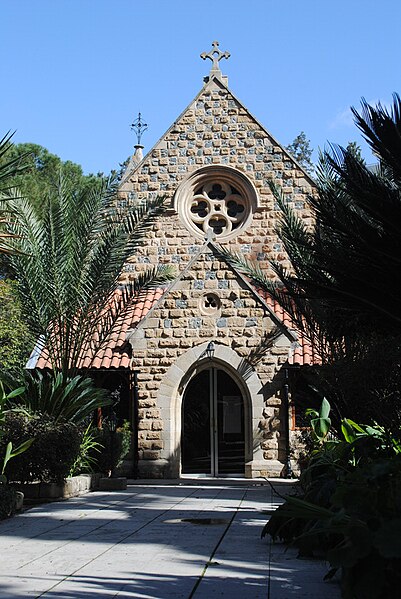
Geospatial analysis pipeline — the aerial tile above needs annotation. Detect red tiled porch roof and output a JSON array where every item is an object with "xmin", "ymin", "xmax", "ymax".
[
  {"xmin": 261, "ymin": 294, "xmax": 320, "ymax": 366},
  {"xmin": 33, "ymin": 288, "xmax": 318, "ymax": 370},
  {"xmin": 34, "ymin": 288, "xmax": 165, "ymax": 370}
]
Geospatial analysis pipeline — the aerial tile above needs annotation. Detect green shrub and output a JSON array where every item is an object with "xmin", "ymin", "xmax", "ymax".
[
  {"xmin": 0, "ymin": 380, "xmax": 33, "ymax": 484},
  {"xmin": 263, "ymin": 402, "xmax": 401, "ymax": 598},
  {"xmin": 0, "ymin": 279, "xmax": 33, "ymax": 377},
  {"xmin": 0, "ymin": 411, "xmax": 81, "ymax": 484},
  {"xmin": 94, "ymin": 420, "xmax": 131, "ymax": 475}
]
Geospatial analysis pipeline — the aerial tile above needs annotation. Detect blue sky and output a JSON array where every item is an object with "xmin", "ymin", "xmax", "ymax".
[{"xmin": 2, "ymin": 0, "xmax": 400, "ymax": 174}]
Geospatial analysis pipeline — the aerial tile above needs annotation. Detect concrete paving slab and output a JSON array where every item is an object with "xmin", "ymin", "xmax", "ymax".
[{"xmin": 0, "ymin": 481, "xmax": 340, "ymax": 598}]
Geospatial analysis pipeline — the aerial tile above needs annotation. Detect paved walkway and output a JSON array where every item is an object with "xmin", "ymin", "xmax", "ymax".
[{"xmin": 0, "ymin": 481, "xmax": 340, "ymax": 598}]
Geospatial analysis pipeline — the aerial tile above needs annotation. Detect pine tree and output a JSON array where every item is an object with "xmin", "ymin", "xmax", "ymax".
[{"xmin": 286, "ymin": 131, "xmax": 314, "ymax": 174}]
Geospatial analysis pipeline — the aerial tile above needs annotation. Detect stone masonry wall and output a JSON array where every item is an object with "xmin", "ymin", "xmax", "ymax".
[
  {"xmin": 119, "ymin": 76, "xmax": 316, "ymax": 477},
  {"xmin": 119, "ymin": 78, "xmax": 315, "ymax": 280},
  {"xmin": 129, "ymin": 247, "xmax": 291, "ymax": 476}
]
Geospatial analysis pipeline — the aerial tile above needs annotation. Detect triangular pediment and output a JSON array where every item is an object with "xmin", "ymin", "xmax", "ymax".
[
  {"xmin": 119, "ymin": 75, "xmax": 314, "ymax": 203},
  {"xmin": 126, "ymin": 239, "xmax": 296, "ymax": 351}
]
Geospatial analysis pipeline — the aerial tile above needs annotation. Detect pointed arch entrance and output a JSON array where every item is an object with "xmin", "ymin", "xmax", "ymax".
[
  {"xmin": 156, "ymin": 342, "xmax": 266, "ymax": 478},
  {"xmin": 181, "ymin": 367, "xmax": 245, "ymax": 476}
]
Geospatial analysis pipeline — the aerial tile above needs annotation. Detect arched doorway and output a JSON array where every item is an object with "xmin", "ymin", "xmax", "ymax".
[{"xmin": 181, "ymin": 367, "xmax": 245, "ymax": 476}]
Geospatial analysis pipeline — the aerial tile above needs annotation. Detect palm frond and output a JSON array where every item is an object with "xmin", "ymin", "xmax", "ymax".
[
  {"xmin": 5, "ymin": 170, "xmax": 174, "ymax": 374},
  {"xmin": 351, "ymin": 93, "xmax": 401, "ymax": 181},
  {"xmin": 0, "ymin": 132, "xmax": 29, "ymax": 194}
]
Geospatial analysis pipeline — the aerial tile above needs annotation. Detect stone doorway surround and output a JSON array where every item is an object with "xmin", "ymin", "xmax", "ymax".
[{"xmin": 145, "ymin": 341, "xmax": 276, "ymax": 478}]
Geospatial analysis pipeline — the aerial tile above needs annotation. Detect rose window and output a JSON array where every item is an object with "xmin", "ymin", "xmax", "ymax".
[
  {"xmin": 190, "ymin": 182, "xmax": 247, "ymax": 236},
  {"xmin": 175, "ymin": 166, "xmax": 258, "ymax": 242}
]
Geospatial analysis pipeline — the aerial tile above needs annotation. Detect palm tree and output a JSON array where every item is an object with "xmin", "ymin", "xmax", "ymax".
[
  {"xmin": 219, "ymin": 94, "xmax": 401, "ymax": 428},
  {"xmin": 5, "ymin": 172, "xmax": 174, "ymax": 374},
  {"xmin": 0, "ymin": 132, "xmax": 29, "ymax": 255},
  {"xmin": 221, "ymin": 94, "xmax": 401, "ymax": 359}
]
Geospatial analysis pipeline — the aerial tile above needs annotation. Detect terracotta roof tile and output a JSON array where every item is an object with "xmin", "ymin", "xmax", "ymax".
[
  {"xmin": 33, "ymin": 286, "xmax": 319, "ymax": 371},
  {"xmin": 259, "ymin": 290, "xmax": 320, "ymax": 366},
  {"xmin": 34, "ymin": 288, "xmax": 164, "ymax": 370}
]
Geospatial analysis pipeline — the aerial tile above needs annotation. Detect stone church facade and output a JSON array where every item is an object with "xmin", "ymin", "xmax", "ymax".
[{"xmin": 116, "ymin": 42, "xmax": 315, "ymax": 478}]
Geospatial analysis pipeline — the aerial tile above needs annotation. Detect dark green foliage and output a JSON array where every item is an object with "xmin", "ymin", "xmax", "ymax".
[
  {"xmin": 263, "ymin": 405, "xmax": 401, "ymax": 598},
  {"xmin": 0, "ymin": 280, "xmax": 33, "ymax": 376},
  {"xmin": 346, "ymin": 141, "xmax": 363, "ymax": 162},
  {"xmin": 219, "ymin": 94, "xmax": 401, "ymax": 429},
  {"xmin": 14, "ymin": 370, "xmax": 112, "ymax": 424},
  {"xmin": 0, "ymin": 132, "xmax": 30, "ymax": 258},
  {"xmin": 0, "ymin": 141, "xmax": 104, "ymax": 206},
  {"xmin": 223, "ymin": 94, "xmax": 401, "ymax": 341},
  {"xmin": 287, "ymin": 334, "xmax": 401, "ymax": 435},
  {"xmin": 0, "ymin": 132, "xmax": 29, "ymax": 195},
  {"xmin": 114, "ymin": 156, "xmax": 130, "ymax": 182},
  {"xmin": 250, "ymin": 96, "xmax": 401, "ymax": 597},
  {"xmin": 1, "ymin": 138, "xmax": 174, "ymax": 375},
  {"xmin": 0, "ymin": 380, "xmax": 33, "ymax": 487},
  {"xmin": 275, "ymin": 95, "xmax": 401, "ymax": 339},
  {"xmin": 0, "ymin": 484, "xmax": 17, "ymax": 520},
  {"xmin": 0, "ymin": 411, "xmax": 81, "ymax": 484},
  {"xmin": 94, "ymin": 420, "xmax": 131, "ymax": 475},
  {"xmin": 0, "ymin": 139, "xmax": 101, "ymax": 274}
]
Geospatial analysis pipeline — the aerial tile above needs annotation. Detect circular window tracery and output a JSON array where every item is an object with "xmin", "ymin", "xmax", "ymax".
[
  {"xmin": 190, "ymin": 182, "xmax": 247, "ymax": 237},
  {"xmin": 174, "ymin": 166, "xmax": 258, "ymax": 242},
  {"xmin": 200, "ymin": 293, "xmax": 221, "ymax": 316}
]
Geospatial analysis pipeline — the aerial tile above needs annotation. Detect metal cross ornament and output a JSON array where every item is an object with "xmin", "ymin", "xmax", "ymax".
[
  {"xmin": 130, "ymin": 112, "xmax": 148, "ymax": 146},
  {"xmin": 200, "ymin": 41, "xmax": 230, "ymax": 75}
]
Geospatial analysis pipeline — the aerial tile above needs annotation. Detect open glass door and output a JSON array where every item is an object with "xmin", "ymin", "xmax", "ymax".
[
  {"xmin": 216, "ymin": 369, "xmax": 245, "ymax": 475},
  {"xmin": 181, "ymin": 369, "xmax": 211, "ymax": 475},
  {"xmin": 181, "ymin": 368, "xmax": 245, "ymax": 476}
]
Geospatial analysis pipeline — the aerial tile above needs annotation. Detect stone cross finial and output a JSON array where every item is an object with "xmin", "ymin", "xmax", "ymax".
[{"xmin": 200, "ymin": 41, "xmax": 230, "ymax": 77}]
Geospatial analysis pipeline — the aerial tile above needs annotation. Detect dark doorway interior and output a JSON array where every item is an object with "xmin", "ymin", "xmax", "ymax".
[{"xmin": 181, "ymin": 367, "xmax": 245, "ymax": 476}]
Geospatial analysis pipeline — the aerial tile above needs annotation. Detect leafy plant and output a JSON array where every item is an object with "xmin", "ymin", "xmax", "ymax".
[
  {"xmin": 0, "ymin": 381, "xmax": 33, "ymax": 484},
  {"xmin": 13, "ymin": 370, "xmax": 112, "ymax": 424},
  {"xmin": 0, "ymin": 132, "xmax": 29, "ymax": 258},
  {"xmin": 0, "ymin": 484, "xmax": 17, "ymax": 520},
  {"xmin": 0, "ymin": 439, "xmax": 34, "ymax": 485},
  {"xmin": 306, "ymin": 397, "xmax": 331, "ymax": 444},
  {"xmin": 0, "ymin": 280, "xmax": 33, "ymax": 375},
  {"xmin": 218, "ymin": 95, "xmax": 401, "ymax": 430},
  {"xmin": 94, "ymin": 420, "xmax": 132, "ymax": 476},
  {"xmin": 286, "ymin": 131, "xmax": 314, "ymax": 174},
  {"xmin": 1, "ymin": 373, "xmax": 113, "ymax": 484},
  {"xmin": 69, "ymin": 424, "xmax": 104, "ymax": 477},
  {"xmin": 263, "ymin": 400, "xmax": 401, "ymax": 597},
  {"xmin": 266, "ymin": 456, "xmax": 401, "ymax": 598},
  {"xmin": 0, "ymin": 141, "xmax": 105, "ymax": 208},
  {"xmin": 0, "ymin": 132, "xmax": 29, "ymax": 196}
]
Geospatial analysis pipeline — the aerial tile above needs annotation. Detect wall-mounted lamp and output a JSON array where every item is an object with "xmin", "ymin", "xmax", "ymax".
[{"xmin": 205, "ymin": 341, "xmax": 215, "ymax": 360}]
